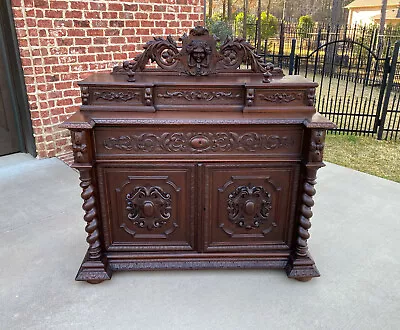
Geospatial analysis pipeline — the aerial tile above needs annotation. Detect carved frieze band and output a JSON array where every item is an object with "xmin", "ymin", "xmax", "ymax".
[
  {"xmin": 258, "ymin": 92, "xmax": 303, "ymax": 103},
  {"xmin": 157, "ymin": 91, "xmax": 241, "ymax": 101},
  {"xmin": 94, "ymin": 91, "xmax": 140, "ymax": 102},
  {"xmin": 227, "ymin": 184, "xmax": 274, "ymax": 230},
  {"xmin": 103, "ymin": 132, "xmax": 295, "ymax": 153},
  {"xmin": 125, "ymin": 186, "xmax": 172, "ymax": 230}
]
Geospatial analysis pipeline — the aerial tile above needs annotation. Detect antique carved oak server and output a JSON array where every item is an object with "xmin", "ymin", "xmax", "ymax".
[{"xmin": 62, "ymin": 26, "xmax": 335, "ymax": 283}]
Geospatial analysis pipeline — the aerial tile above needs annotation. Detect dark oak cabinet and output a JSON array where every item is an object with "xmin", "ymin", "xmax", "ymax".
[{"xmin": 62, "ymin": 27, "xmax": 335, "ymax": 283}]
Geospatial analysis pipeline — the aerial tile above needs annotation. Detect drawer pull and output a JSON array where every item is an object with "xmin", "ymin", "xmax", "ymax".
[
  {"xmin": 190, "ymin": 136, "xmax": 210, "ymax": 149},
  {"xmin": 245, "ymin": 201, "xmax": 256, "ymax": 215},
  {"xmin": 142, "ymin": 201, "xmax": 155, "ymax": 217}
]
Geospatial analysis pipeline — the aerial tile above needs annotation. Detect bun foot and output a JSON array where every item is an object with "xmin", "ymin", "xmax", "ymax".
[
  {"xmin": 75, "ymin": 252, "xmax": 112, "ymax": 283},
  {"xmin": 87, "ymin": 279, "xmax": 106, "ymax": 285},
  {"xmin": 294, "ymin": 277, "xmax": 313, "ymax": 282},
  {"xmin": 285, "ymin": 253, "xmax": 320, "ymax": 281}
]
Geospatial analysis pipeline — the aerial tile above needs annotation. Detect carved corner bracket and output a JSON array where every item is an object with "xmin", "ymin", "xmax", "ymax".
[
  {"xmin": 309, "ymin": 129, "xmax": 326, "ymax": 163},
  {"xmin": 113, "ymin": 26, "xmax": 283, "ymax": 81},
  {"xmin": 71, "ymin": 130, "xmax": 89, "ymax": 164}
]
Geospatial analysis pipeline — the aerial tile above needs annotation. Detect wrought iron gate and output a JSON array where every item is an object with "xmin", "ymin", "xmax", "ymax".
[
  {"xmin": 263, "ymin": 25, "xmax": 400, "ymax": 140},
  {"xmin": 293, "ymin": 40, "xmax": 400, "ymax": 140},
  {"xmin": 377, "ymin": 42, "xmax": 400, "ymax": 140}
]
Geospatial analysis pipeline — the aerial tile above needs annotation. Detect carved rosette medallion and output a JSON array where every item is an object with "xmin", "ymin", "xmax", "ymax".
[
  {"xmin": 103, "ymin": 132, "xmax": 294, "ymax": 153},
  {"xmin": 125, "ymin": 186, "xmax": 172, "ymax": 230},
  {"xmin": 227, "ymin": 184, "xmax": 275, "ymax": 230}
]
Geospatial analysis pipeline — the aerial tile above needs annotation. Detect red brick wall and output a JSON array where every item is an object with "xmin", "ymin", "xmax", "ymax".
[{"xmin": 11, "ymin": 0, "xmax": 204, "ymax": 158}]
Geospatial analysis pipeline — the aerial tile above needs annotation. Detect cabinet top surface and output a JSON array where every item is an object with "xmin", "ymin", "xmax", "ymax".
[{"xmin": 79, "ymin": 71, "xmax": 317, "ymax": 88}]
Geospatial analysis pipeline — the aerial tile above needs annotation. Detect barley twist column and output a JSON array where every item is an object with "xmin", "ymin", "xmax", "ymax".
[
  {"xmin": 79, "ymin": 170, "xmax": 101, "ymax": 260},
  {"xmin": 72, "ymin": 130, "xmax": 111, "ymax": 283},
  {"xmin": 286, "ymin": 129, "xmax": 325, "ymax": 281}
]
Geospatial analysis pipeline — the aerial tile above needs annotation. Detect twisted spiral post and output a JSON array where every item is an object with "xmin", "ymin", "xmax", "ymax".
[
  {"xmin": 80, "ymin": 169, "xmax": 102, "ymax": 260},
  {"xmin": 296, "ymin": 171, "xmax": 317, "ymax": 258}
]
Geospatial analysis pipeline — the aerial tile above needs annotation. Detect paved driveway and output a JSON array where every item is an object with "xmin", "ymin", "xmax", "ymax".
[{"xmin": 0, "ymin": 153, "xmax": 399, "ymax": 330}]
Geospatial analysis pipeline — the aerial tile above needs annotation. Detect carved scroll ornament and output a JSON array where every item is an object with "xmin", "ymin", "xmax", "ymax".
[
  {"xmin": 94, "ymin": 91, "xmax": 140, "ymax": 102},
  {"xmin": 113, "ymin": 26, "xmax": 283, "ymax": 80},
  {"xmin": 259, "ymin": 92, "xmax": 304, "ymax": 103},
  {"xmin": 125, "ymin": 186, "xmax": 172, "ymax": 230},
  {"xmin": 227, "ymin": 184, "xmax": 275, "ymax": 230},
  {"xmin": 103, "ymin": 132, "xmax": 294, "ymax": 153},
  {"xmin": 157, "ymin": 91, "xmax": 241, "ymax": 101}
]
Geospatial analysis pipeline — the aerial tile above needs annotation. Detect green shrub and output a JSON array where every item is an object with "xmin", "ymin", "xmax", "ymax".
[
  {"xmin": 297, "ymin": 15, "xmax": 315, "ymax": 38},
  {"xmin": 235, "ymin": 12, "xmax": 278, "ymax": 41},
  {"xmin": 260, "ymin": 12, "xmax": 279, "ymax": 40},
  {"xmin": 206, "ymin": 15, "xmax": 233, "ymax": 41},
  {"xmin": 235, "ymin": 12, "xmax": 257, "ymax": 40}
]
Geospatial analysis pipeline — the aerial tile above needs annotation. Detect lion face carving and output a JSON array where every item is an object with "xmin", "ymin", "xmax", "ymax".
[{"xmin": 186, "ymin": 40, "xmax": 212, "ymax": 70}]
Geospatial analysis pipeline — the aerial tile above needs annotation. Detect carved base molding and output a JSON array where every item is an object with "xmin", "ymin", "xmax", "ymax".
[
  {"xmin": 75, "ymin": 252, "xmax": 112, "ymax": 284},
  {"xmin": 109, "ymin": 258, "xmax": 288, "ymax": 271},
  {"xmin": 285, "ymin": 252, "xmax": 320, "ymax": 281}
]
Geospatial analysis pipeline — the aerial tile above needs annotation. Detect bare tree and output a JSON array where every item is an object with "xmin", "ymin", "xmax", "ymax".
[
  {"xmin": 378, "ymin": 0, "xmax": 388, "ymax": 53},
  {"xmin": 331, "ymin": 0, "xmax": 341, "ymax": 26},
  {"xmin": 257, "ymin": 0, "xmax": 262, "ymax": 51},
  {"xmin": 244, "ymin": 0, "xmax": 248, "ymax": 40},
  {"xmin": 228, "ymin": 0, "xmax": 232, "ymax": 21},
  {"xmin": 223, "ymin": 0, "xmax": 226, "ymax": 19}
]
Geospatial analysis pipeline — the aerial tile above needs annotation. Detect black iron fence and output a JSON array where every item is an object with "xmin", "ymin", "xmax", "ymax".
[{"xmin": 258, "ymin": 23, "xmax": 400, "ymax": 140}]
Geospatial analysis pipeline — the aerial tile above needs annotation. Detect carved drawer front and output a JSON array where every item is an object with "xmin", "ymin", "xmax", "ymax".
[
  {"xmin": 95, "ymin": 126, "xmax": 303, "ymax": 159},
  {"xmin": 154, "ymin": 87, "xmax": 243, "ymax": 109},
  {"xmin": 82, "ymin": 87, "xmax": 144, "ymax": 106},
  {"xmin": 252, "ymin": 89, "xmax": 313, "ymax": 108},
  {"xmin": 98, "ymin": 164, "xmax": 195, "ymax": 252},
  {"xmin": 203, "ymin": 163, "xmax": 299, "ymax": 252}
]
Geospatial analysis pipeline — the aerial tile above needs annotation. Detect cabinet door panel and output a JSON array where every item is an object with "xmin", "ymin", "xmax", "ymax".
[
  {"xmin": 98, "ymin": 164, "xmax": 195, "ymax": 252},
  {"xmin": 204, "ymin": 163, "xmax": 299, "ymax": 252}
]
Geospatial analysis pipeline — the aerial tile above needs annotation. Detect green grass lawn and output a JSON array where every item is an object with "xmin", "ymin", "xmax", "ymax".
[{"xmin": 324, "ymin": 134, "xmax": 400, "ymax": 183}]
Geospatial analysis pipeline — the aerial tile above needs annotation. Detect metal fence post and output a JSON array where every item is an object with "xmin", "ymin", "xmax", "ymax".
[
  {"xmin": 374, "ymin": 43, "xmax": 391, "ymax": 132},
  {"xmin": 294, "ymin": 55, "xmax": 300, "ymax": 75},
  {"xmin": 278, "ymin": 22, "xmax": 285, "ymax": 68},
  {"xmin": 377, "ymin": 41, "xmax": 400, "ymax": 140},
  {"xmin": 289, "ymin": 38, "xmax": 296, "ymax": 75}
]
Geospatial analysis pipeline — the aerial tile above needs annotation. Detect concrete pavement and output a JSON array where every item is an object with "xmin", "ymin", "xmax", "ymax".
[{"xmin": 0, "ymin": 153, "xmax": 399, "ymax": 330}]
